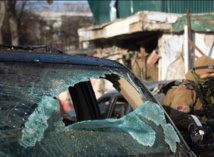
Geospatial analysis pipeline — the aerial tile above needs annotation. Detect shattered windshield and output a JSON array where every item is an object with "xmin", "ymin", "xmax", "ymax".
[{"xmin": 0, "ymin": 61, "xmax": 181, "ymax": 157}]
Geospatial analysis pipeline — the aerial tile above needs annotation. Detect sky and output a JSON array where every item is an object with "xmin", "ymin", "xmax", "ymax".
[{"xmin": 17, "ymin": 0, "xmax": 90, "ymax": 13}]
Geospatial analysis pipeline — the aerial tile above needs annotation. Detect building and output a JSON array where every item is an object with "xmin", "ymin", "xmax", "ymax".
[{"xmin": 78, "ymin": 0, "xmax": 214, "ymax": 81}]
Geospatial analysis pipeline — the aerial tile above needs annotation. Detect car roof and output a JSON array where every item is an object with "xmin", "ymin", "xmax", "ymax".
[{"xmin": 0, "ymin": 45, "xmax": 125, "ymax": 69}]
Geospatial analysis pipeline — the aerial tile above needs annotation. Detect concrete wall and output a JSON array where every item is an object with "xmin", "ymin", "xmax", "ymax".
[{"xmin": 158, "ymin": 33, "xmax": 214, "ymax": 81}]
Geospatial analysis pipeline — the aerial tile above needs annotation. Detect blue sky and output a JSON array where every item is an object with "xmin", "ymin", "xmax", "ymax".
[{"xmin": 17, "ymin": 0, "xmax": 90, "ymax": 13}]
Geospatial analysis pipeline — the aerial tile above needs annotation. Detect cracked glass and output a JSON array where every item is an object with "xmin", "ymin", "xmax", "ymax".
[{"xmin": 0, "ymin": 61, "xmax": 182, "ymax": 157}]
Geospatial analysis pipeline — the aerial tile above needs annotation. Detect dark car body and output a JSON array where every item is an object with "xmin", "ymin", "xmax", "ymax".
[
  {"xmin": 97, "ymin": 80, "xmax": 183, "ymax": 119},
  {"xmin": 0, "ymin": 45, "xmax": 195, "ymax": 157}
]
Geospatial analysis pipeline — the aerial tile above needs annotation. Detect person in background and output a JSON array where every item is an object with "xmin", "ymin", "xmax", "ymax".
[
  {"xmin": 55, "ymin": 90, "xmax": 76, "ymax": 126},
  {"xmin": 164, "ymin": 55, "xmax": 214, "ymax": 156}
]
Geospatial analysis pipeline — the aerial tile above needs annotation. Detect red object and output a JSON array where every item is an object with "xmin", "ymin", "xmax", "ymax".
[
  {"xmin": 59, "ymin": 101, "xmax": 74, "ymax": 112},
  {"xmin": 147, "ymin": 50, "xmax": 159, "ymax": 67},
  {"xmin": 177, "ymin": 105, "xmax": 188, "ymax": 112}
]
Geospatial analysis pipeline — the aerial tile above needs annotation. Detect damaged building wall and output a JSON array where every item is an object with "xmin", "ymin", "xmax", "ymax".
[
  {"xmin": 89, "ymin": 31, "xmax": 214, "ymax": 82},
  {"xmin": 95, "ymin": 45, "xmax": 158, "ymax": 81},
  {"xmin": 158, "ymin": 33, "xmax": 214, "ymax": 81},
  {"xmin": 158, "ymin": 34, "xmax": 185, "ymax": 80},
  {"xmin": 78, "ymin": 11, "xmax": 214, "ymax": 82}
]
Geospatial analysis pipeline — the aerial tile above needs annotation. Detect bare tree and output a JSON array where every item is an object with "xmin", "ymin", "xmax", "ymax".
[
  {"xmin": 0, "ymin": 0, "xmax": 51, "ymax": 45},
  {"xmin": 0, "ymin": 1, "xmax": 6, "ymax": 44},
  {"xmin": 6, "ymin": 0, "xmax": 19, "ymax": 45}
]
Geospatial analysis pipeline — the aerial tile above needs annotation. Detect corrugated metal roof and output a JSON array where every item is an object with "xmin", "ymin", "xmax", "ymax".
[{"xmin": 163, "ymin": 1, "xmax": 214, "ymax": 13}]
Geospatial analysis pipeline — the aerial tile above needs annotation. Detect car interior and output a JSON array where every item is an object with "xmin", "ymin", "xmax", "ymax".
[{"xmin": 60, "ymin": 73, "xmax": 144, "ymax": 125}]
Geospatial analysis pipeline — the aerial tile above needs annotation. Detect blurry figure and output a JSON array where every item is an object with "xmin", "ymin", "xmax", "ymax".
[{"xmin": 55, "ymin": 90, "xmax": 76, "ymax": 125}]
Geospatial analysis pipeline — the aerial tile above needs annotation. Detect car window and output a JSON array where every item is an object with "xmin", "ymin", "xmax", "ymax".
[
  {"xmin": 0, "ymin": 61, "xmax": 186, "ymax": 156},
  {"xmin": 91, "ymin": 78, "xmax": 130, "ymax": 118}
]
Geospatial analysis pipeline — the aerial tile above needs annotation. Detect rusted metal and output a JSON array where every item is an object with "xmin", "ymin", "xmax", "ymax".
[
  {"xmin": 186, "ymin": 10, "xmax": 207, "ymax": 69},
  {"xmin": 186, "ymin": 12, "xmax": 212, "ymax": 58},
  {"xmin": 188, "ymin": 39, "xmax": 206, "ymax": 56},
  {"xmin": 186, "ymin": 9, "xmax": 194, "ymax": 69},
  {"xmin": 189, "ymin": 14, "xmax": 214, "ymax": 27},
  {"xmin": 186, "ymin": 9, "xmax": 192, "ymax": 42}
]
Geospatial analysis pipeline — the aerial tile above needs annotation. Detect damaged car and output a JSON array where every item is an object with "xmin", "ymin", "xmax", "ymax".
[{"xmin": 0, "ymin": 45, "xmax": 196, "ymax": 157}]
